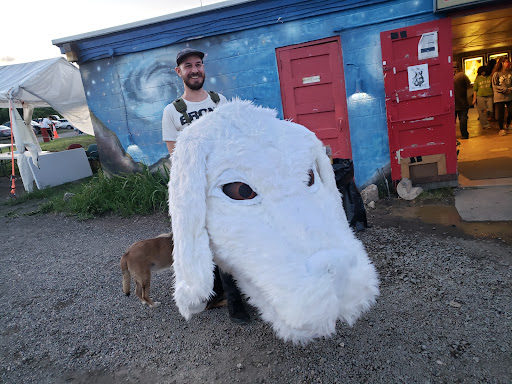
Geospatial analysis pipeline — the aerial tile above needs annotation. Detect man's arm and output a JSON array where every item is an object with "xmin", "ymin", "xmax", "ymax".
[
  {"xmin": 162, "ymin": 104, "xmax": 179, "ymax": 156},
  {"xmin": 165, "ymin": 141, "xmax": 176, "ymax": 156}
]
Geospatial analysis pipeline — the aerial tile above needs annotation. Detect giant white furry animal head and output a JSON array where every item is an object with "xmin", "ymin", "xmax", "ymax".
[{"xmin": 169, "ymin": 99, "xmax": 379, "ymax": 344}]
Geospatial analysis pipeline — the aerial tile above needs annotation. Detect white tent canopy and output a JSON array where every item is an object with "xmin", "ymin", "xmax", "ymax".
[{"xmin": 0, "ymin": 57, "xmax": 94, "ymax": 135}]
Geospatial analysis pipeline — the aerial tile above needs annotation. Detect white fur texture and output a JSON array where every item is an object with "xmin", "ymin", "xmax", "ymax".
[{"xmin": 169, "ymin": 99, "xmax": 379, "ymax": 344}]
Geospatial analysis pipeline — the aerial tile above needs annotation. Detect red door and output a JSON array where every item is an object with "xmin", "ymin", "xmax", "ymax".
[
  {"xmin": 380, "ymin": 19, "xmax": 457, "ymax": 182},
  {"xmin": 276, "ymin": 37, "xmax": 351, "ymax": 159}
]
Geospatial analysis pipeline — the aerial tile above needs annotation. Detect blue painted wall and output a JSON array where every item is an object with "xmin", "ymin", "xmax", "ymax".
[{"xmin": 75, "ymin": 0, "xmax": 442, "ymax": 187}]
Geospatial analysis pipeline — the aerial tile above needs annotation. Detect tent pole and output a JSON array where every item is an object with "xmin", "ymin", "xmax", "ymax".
[{"xmin": 8, "ymin": 97, "xmax": 16, "ymax": 198}]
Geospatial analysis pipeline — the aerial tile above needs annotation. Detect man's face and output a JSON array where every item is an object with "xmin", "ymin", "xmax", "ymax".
[
  {"xmin": 504, "ymin": 60, "xmax": 511, "ymax": 71},
  {"xmin": 175, "ymin": 55, "xmax": 205, "ymax": 90}
]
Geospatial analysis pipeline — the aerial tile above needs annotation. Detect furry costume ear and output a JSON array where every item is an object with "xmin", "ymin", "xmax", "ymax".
[{"xmin": 168, "ymin": 137, "xmax": 215, "ymax": 319}]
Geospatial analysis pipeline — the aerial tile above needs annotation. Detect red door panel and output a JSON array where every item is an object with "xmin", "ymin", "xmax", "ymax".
[
  {"xmin": 276, "ymin": 37, "xmax": 351, "ymax": 159},
  {"xmin": 380, "ymin": 19, "xmax": 457, "ymax": 181}
]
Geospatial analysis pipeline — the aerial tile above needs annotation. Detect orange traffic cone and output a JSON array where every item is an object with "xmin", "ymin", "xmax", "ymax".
[{"xmin": 53, "ymin": 124, "xmax": 60, "ymax": 139}]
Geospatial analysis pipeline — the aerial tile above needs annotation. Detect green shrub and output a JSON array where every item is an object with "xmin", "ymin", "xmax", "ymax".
[
  {"xmin": 3, "ymin": 165, "xmax": 170, "ymax": 219},
  {"xmin": 65, "ymin": 167, "xmax": 169, "ymax": 218}
]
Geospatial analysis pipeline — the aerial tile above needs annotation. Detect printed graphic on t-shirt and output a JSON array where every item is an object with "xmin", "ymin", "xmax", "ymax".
[
  {"xmin": 498, "ymin": 74, "xmax": 512, "ymax": 87},
  {"xmin": 477, "ymin": 78, "xmax": 491, "ymax": 88},
  {"xmin": 180, "ymin": 107, "xmax": 215, "ymax": 126}
]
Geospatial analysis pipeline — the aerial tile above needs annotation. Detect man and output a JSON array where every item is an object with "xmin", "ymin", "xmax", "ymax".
[
  {"xmin": 162, "ymin": 48, "xmax": 227, "ymax": 154},
  {"xmin": 453, "ymin": 62, "xmax": 471, "ymax": 140},
  {"xmin": 41, "ymin": 115, "xmax": 54, "ymax": 140},
  {"xmin": 162, "ymin": 48, "xmax": 250, "ymax": 325}
]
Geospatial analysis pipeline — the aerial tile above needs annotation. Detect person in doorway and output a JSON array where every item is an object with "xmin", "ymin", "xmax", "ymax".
[
  {"xmin": 485, "ymin": 58, "xmax": 497, "ymax": 120},
  {"xmin": 486, "ymin": 59, "xmax": 496, "ymax": 77},
  {"xmin": 453, "ymin": 62, "xmax": 471, "ymax": 139},
  {"xmin": 162, "ymin": 48, "xmax": 250, "ymax": 325},
  {"xmin": 41, "ymin": 115, "xmax": 54, "ymax": 140},
  {"xmin": 472, "ymin": 66, "xmax": 493, "ymax": 130},
  {"xmin": 491, "ymin": 57, "xmax": 512, "ymax": 136}
]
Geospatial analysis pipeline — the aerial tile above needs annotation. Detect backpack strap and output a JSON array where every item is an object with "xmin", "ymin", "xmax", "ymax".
[
  {"xmin": 172, "ymin": 91, "xmax": 220, "ymax": 125},
  {"xmin": 172, "ymin": 98, "xmax": 192, "ymax": 124},
  {"xmin": 207, "ymin": 91, "xmax": 220, "ymax": 104}
]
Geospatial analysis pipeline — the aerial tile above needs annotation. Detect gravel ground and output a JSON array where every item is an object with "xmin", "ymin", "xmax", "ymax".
[{"xmin": 0, "ymin": 200, "xmax": 511, "ymax": 384}]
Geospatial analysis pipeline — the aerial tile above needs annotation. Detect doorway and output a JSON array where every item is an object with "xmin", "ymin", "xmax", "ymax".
[{"xmin": 451, "ymin": 7, "xmax": 512, "ymax": 186}]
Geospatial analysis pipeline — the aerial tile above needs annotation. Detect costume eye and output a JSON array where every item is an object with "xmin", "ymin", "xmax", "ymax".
[
  {"xmin": 307, "ymin": 169, "xmax": 315, "ymax": 187},
  {"xmin": 222, "ymin": 182, "xmax": 257, "ymax": 200}
]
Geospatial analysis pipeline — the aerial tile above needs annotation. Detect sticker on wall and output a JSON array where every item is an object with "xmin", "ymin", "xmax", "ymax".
[
  {"xmin": 407, "ymin": 64, "xmax": 430, "ymax": 91},
  {"xmin": 418, "ymin": 31, "xmax": 438, "ymax": 60},
  {"xmin": 302, "ymin": 75, "xmax": 320, "ymax": 84}
]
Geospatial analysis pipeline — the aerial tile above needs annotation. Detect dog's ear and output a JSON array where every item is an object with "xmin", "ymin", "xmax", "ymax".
[{"xmin": 168, "ymin": 137, "xmax": 215, "ymax": 319}]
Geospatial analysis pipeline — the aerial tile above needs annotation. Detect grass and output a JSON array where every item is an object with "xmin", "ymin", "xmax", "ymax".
[
  {"xmin": 415, "ymin": 187, "xmax": 455, "ymax": 203},
  {"xmin": 17, "ymin": 166, "xmax": 171, "ymax": 219},
  {"xmin": 0, "ymin": 132, "xmax": 96, "ymax": 153},
  {"xmin": 39, "ymin": 134, "xmax": 96, "ymax": 152},
  {"xmin": 2, "ymin": 132, "xmax": 169, "ymax": 218}
]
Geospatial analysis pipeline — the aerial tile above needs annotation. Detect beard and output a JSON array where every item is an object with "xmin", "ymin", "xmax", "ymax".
[{"xmin": 184, "ymin": 73, "xmax": 206, "ymax": 90}]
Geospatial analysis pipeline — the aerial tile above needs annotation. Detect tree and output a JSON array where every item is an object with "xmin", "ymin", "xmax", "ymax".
[{"xmin": 0, "ymin": 107, "xmax": 60, "ymax": 124}]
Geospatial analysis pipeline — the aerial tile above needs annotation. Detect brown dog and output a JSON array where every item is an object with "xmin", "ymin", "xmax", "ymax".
[
  {"xmin": 120, "ymin": 233, "xmax": 173, "ymax": 308},
  {"xmin": 120, "ymin": 233, "xmax": 227, "ymax": 309}
]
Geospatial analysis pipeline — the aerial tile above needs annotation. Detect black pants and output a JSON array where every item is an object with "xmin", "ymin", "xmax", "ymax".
[
  {"xmin": 212, "ymin": 266, "xmax": 244, "ymax": 305},
  {"xmin": 455, "ymin": 109, "xmax": 469, "ymax": 139},
  {"xmin": 494, "ymin": 101, "xmax": 512, "ymax": 131}
]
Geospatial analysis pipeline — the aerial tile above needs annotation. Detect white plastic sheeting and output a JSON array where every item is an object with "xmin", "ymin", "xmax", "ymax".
[
  {"xmin": 0, "ymin": 57, "xmax": 94, "ymax": 136},
  {"xmin": 10, "ymin": 100, "xmax": 40, "ymax": 191}
]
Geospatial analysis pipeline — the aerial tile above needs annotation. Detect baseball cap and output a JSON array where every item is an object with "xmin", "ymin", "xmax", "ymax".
[{"xmin": 176, "ymin": 48, "xmax": 205, "ymax": 66}]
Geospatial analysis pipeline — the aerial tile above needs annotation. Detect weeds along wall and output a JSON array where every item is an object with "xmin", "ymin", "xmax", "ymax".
[{"xmin": 71, "ymin": 0, "xmax": 441, "ymax": 187}]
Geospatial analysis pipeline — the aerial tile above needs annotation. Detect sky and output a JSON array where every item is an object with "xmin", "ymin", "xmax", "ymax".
[{"xmin": 2, "ymin": 0, "xmax": 227, "ymax": 65}]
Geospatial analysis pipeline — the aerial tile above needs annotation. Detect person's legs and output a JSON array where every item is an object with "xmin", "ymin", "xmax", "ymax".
[
  {"xmin": 458, "ymin": 109, "xmax": 469, "ymax": 139},
  {"xmin": 484, "ymin": 96, "xmax": 493, "ymax": 120},
  {"xmin": 476, "ymin": 97, "xmax": 490, "ymax": 128},
  {"xmin": 495, "ymin": 102, "xmax": 505, "ymax": 131},
  {"xmin": 219, "ymin": 269, "xmax": 250, "ymax": 324},
  {"xmin": 506, "ymin": 101, "xmax": 512, "ymax": 129}
]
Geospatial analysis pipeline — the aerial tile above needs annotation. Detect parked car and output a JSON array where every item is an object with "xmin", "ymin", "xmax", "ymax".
[
  {"xmin": 3, "ymin": 120, "xmax": 43, "ymax": 134},
  {"xmin": 0, "ymin": 125, "xmax": 11, "ymax": 137},
  {"xmin": 57, "ymin": 119, "xmax": 75, "ymax": 129},
  {"xmin": 31, "ymin": 120, "xmax": 41, "ymax": 134}
]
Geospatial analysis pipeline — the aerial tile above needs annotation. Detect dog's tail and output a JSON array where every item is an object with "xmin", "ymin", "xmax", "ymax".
[{"xmin": 120, "ymin": 253, "xmax": 131, "ymax": 296}]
